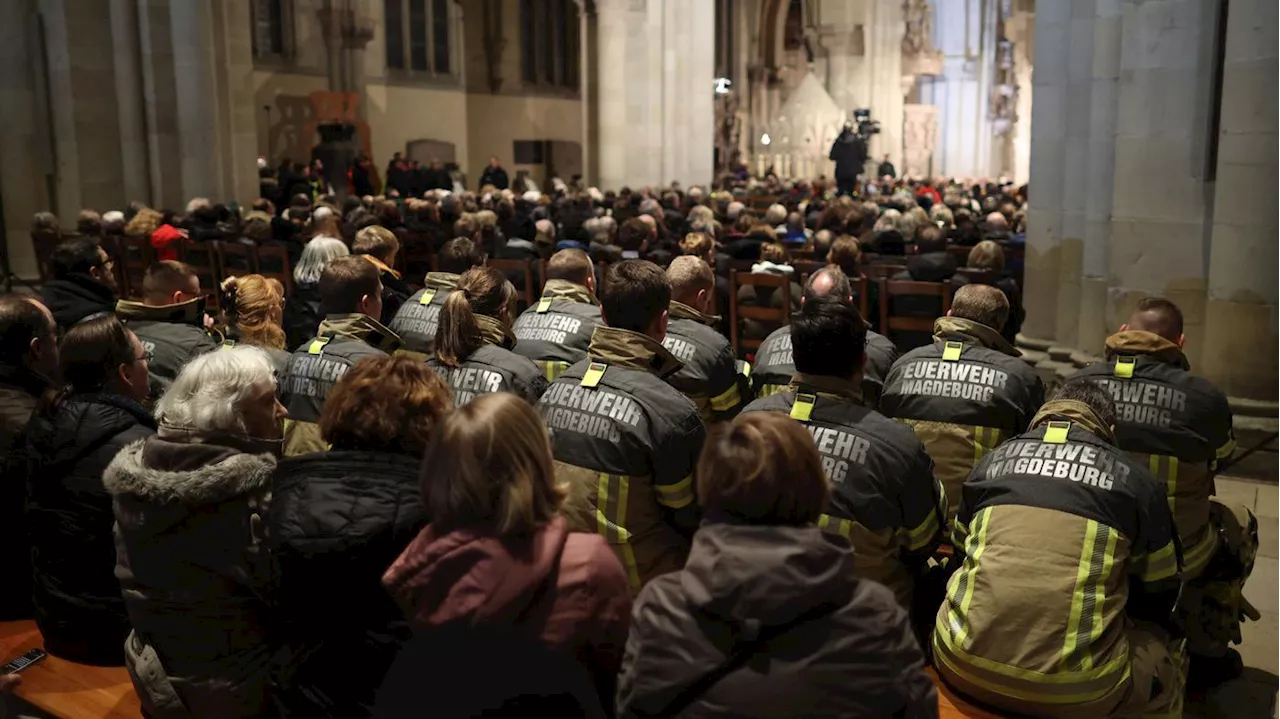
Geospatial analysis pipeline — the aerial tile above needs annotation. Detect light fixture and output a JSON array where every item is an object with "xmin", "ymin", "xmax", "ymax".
[{"xmin": 761, "ymin": 133, "xmax": 771, "ymax": 146}]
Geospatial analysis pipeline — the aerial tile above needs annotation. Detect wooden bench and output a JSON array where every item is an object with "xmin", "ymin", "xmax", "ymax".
[
  {"xmin": 1, "ymin": 620, "xmax": 141, "ymax": 718},
  {"xmin": 930, "ymin": 668, "xmax": 1010, "ymax": 718}
]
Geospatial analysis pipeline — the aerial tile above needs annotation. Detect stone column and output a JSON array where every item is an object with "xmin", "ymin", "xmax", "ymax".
[
  {"xmin": 1022, "ymin": 0, "xmax": 1071, "ymax": 341},
  {"xmin": 1199, "ymin": 0, "xmax": 1279, "ymax": 400},
  {"xmin": 864, "ymin": 0, "xmax": 903, "ymax": 172},
  {"xmin": 137, "ymin": 0, "xmax": 185, "ymax": 211},
  {"xmin": 0, "ymin": 0, "xmax": 50, "ymax": 278},
  {"xmin": 109, "ymin": 0, "xmax": 152, "ymax": 204}
]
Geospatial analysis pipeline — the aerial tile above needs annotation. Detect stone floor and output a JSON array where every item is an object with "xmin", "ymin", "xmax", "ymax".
[{"xmin": 1186, "ymin": 471, "xmax": 1279, "ymax": 719}]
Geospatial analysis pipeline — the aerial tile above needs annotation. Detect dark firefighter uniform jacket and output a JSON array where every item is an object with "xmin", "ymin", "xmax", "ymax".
[
  {"xmin": 741, "ymin": 373, "xmax": 946, "ymax": 609},
  {"xmin": 387, "ymin": 272, "xmax": 458, "ymax": 358},
  {"xmin": 752, "ymin": 323, "xmax": 898, "ymax": 406},
  {"xmin": 511, "ymin": 279, "xmax": 604, "ymax": 381},
  {"xmin": 661, "ymin": 301, "xmax": 748, "ymax": 424},
  {"xmin": 116, "ymin": 297, "xmax": 219, "ymax": 397},
  {"xmin": 879, "ymin": 316, "xmax": 1045, "ymax": 522},
  {"xmin": 934, "ymin": 400, "xmax": 1181, "ymax": 710},
  {"xmin": 537, "ymin": 326, "xmax": 707, "ymax": 592},
  {"xmin": 426, "ymin": 314, "xmax": 547, "ymax": 406},
  {"xmin": 279, "ymin": 314, "xmax": 401, "ymax": 457},
  {"xmin": 1070, "ymin": 330, "xmax": 1235, "ymax": 578}
]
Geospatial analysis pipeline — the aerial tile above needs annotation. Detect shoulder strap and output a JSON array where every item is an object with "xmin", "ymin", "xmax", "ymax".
[{"xmin": 635, "ymin": 602, "xmax": 843, "ymax": 719}]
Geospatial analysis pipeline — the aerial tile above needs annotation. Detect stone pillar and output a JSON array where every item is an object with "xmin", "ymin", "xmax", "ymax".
[
  {"xmin": 109, "ymin": 0, "xmax": 152, "ymax": 204},
  {"xmin": 864, "ymin": 0, "xmax": 903, "ymax": 172},
  {"xmin": 901, "ymin": 104, "xmax": 938, "ymax": 177},
  {"xmin": 1199, "ymin": 0, "xmax": 1278, "ymax": 400},
  {"xmin": 1022, "ymin": 0, "xmax": 1070, "ymax": 341},
  {"xmin": 137, "ymin": 0, "xmax": 185, "ymax": 211},
  {"xmin": 1077, "ymin": 0, "xmax": 1122, "ymax": 355},
  {"xmin": 1108, "ymin": 0, "xmax": 1220, "ymax": 368},
  {"xmin": 1054, "ymin": 0, "xmax": 1096, "ymax": 349},
  {"xmin": 0, "ymin": 0, "xmax": 51, "ymax": 278},
  {"xmin": 925, "ymin": 0, "xmax": 993, "ymax": 180}
]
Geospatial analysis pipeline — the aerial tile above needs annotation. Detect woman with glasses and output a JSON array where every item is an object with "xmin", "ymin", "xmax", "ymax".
[{"xmin": 21, "ymin": 314, "xmax": 155, "ymax": 665}]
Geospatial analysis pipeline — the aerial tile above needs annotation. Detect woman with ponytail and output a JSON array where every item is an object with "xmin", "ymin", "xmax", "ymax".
[
  {"xmin": 427, "ymin": 266, "xmax": 547, "ymax": 405},
  {"xmin": 220, "ymin": 275, "xmax": 290, "ymax": 375}
]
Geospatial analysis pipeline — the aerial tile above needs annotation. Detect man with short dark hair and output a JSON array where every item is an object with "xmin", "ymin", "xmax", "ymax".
[
  {"xmin": 661, "ymin": 256, "xmax": 746, "ymax": 423},
  {"xmin": 387, "ymin": 237, "xmax": 486, "ymax": 356},
  {"xmin": 742, "ymin": 295, "xmax": 944, "ymax": 627},
  {"xmin": 0, "ymin": 296, "xmax": 58, "ymax": 620},
  {"xmin": 752, "ymin": 267, "xmax": 898, "ymax": 406},
  {"xmin": 1070, "ymin": 297, "xmax": 1250, "ymax": 689},
  {"xmin": 935, "ymin": 380, "xmax": 1183, "ymax": 717},
  {"xmin": 511, "ymin": 249, "xmax": 604, "ymax": 381},
  {"xmin": 115, "ymin": 261, "xmax": 218, "ymax": 395},
  {"xmin": 879, "ymin": 284, "xmax": 1044, "ymax": 522},
  {"xmin": 538, "ymin": 259, "xmax": 706, "ymax": 591},
  {"xmin": 617, "ymin": 218, "xmax": 650, "ymax": 259},
  {"xmin": 280, "ymin": 256, "xmax": 399, "ymax": 456},
  {"xmin": 40, "ymin": 237, "xmax": 118, "ymax": 330}
]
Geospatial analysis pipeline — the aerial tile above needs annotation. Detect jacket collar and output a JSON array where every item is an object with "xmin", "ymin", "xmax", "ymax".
[
  {"xmin": 72, "ymin": 392, "xmax": 157, "ymax": 429},
  {"xmin": 475, "ymin": 313, "xmax": 516, "ymax": 350},
  {"xmin": 789, "ymin": 372, "xmax": 864, "ymax": 404},
  {"xmin": 669, "ymin": 300, "xmax": 719, "ymax": 326},
  {"xmin": 0, "ymin": 364, "xmax": 52, "ymax": 398},
  {"xmin": 424, "ymin": 272, "xmax": 459, "ymax": 290},
  {"xmin": 587, "ymin": 326, "xmax": 684, "ymax": 378},
  {"xmin": 104, "ymin": 436, "xmax": 276, "ymax": 505},
  {"xmin": 933, "ymin": 316, "xmax": 1019, "ymax": 357},
  {"xmin": 362, "ymin": 254, "xmax": 402, "ymax": 280},
  {"xmin": 317, "ymin": 313, "xmax": 402, "ymax": 353},
  {"xmin": 540, "ymin": 279, "xmax": 597, "ymax": 305},
  {"xmin": 1105, "ymin": 331, "xmax": 1190, "ymax": 371},
  {"xmin": 115, "ymin": 295, "xmax": 207, "ymax": 327},
  {"xmin": 1030, "ymin": 400, "xmax": 1117, "ymax": 445}
]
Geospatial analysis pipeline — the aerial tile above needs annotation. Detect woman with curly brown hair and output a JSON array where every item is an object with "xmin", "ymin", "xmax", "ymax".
[
  {"xmin": 219, "ymin": 275, "xmax": 289, "ymax": 373},
  {"xmin": 268, "ymin": 355, "xmax": 454, "ymax": 718}
]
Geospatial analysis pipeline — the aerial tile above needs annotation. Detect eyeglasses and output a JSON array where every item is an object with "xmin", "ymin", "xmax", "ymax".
[{"xmin": 136, "ymin": 351, "xmax": 153, "ymax": 364}]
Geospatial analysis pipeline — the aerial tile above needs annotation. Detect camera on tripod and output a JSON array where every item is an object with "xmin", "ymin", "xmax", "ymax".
[{"xmin": 853, "ymin": 108, "xmax": 880, "ymax": 139}]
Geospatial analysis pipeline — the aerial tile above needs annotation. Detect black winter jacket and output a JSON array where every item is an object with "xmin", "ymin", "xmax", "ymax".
[
  {"xmin": 24, "ymin": 393, "xmax": 156, "ymax": 665},
  {"xmin": 40, "ymin": 273, "xmax": 116, "ymax": 331},
  {"xmin": 0, "ymin": 365, "xmax": 50, "ymax": 620},
  {"xmin": 269, "ymin": 450, "xmax": 427, "ymax": 718},
  {"xmin": 283, "ymin": 282, "xmax": 322, "ymax": 352}
]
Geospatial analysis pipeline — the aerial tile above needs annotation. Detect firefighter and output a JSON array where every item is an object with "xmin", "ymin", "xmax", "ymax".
[
  {"xmin": 511, "ymin": 248, "xmax": 604, "ymax": 381},
  {"xmin": 934, "ymin": 380, "xmax": 1184, "ymax": 718},
  {"xmin": 880, "ymin": 284, "xmax": 1045, "ymax": 521},
  {"xmin": 661, "ymin": 256, "xmax": 748, "ymax": 424},
  {"xmin": 387, "ymin": 238, "xmax": 485, "ymax": 358},
  {"xmin": 114, "ymin": 261, "xmax": 218, "ymax": 397}
]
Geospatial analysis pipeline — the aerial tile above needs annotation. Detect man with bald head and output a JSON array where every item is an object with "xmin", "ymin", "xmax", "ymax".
[
  {"xmin": 880, "ymin": 284, "xmax": 1045, "ymax": 521},
  {"xmin": 512, "ymin": 248, "xmax": 604, "ymax": 381},
  {"xmin": 661, "ymin": 256, "xmax": 746, "ymax": 423},
  {"xmin": 1070, "ymin": 297, "xmax": 1250, "ymax": 689},
  {"xmin": 752, "ymin": 266, "xmax": 898, "ymax": 406}
]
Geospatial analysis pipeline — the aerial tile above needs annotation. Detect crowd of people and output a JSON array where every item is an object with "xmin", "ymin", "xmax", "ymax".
[{"xmin": 0, "ymin": 168, "xmax": 1257, "ymax": 719}]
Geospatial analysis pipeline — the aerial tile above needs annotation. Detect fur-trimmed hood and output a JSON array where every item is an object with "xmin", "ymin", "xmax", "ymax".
[{"xmin": 105, "ymin": 436, "xmax": 276, "ymax": 506}]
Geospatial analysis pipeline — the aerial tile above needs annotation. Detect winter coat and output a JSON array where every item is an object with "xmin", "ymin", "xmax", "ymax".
[
  {"xmin": 40, "ymin": 273, "xmax": 116, "ymax": 331},
  {"xmin": 0, "ymin": 365, "xmax": 50, "ymax": 620},
  {"xmin": 105, "ymin": 434, "xmax": 277, "ymax": 719},
  {"xmin": 426, "ymin": 314, "xmax": 548, "ymax": 406},
  {"xmin": 116, "ymin": 297, "xmax": 219, "ymax": 397},
  {"xmin": 283, "ymin": 281, "xmax": 322, "ymax": 352},
  {"xmin": 479, "ymin": 166, "xmax": 510, "ymax": 191},
  {"xmin": 383, "ymin": 515, "xmax": 632, "ymax": 708},
  {"xmin": 618, "ymin": 521, "xmax": 937, "ymax": 718},
  {"xmin": 269, "ymin": 450, "xmax": 427, "ymax": 718},
  {"xmin": 23, "ymin": 393, "xmax": 156, "ymax": 664}
]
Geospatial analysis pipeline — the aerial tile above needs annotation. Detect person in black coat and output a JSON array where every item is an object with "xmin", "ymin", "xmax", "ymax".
[
  {"xmin": 269, "ymin": 356, "xmax": 453, "ymax": 718},
  {"xmin": 828, "ymin": 124, "xmax": 867, "ymax": 197},
  {"xmin": 950, "ymin": 240, "xmax": 1024, "ymax": 346},
  {"xmin": 23, "ymin": 315, "xmax": 155, "ymax": 665},
  {"xmin": 283, "ymin": 237, "xmax": 350, "ymax": 350},
  {"xmin": 478, "ymin": 156, "xmax": 510, "ymax": 191},
  {"xmin": 423, "ymin": 159, "xmax": 452, "ymax": 192},
  {"xmin": 39, "ymin": 237, "xmax": 119, "ymax": 332}
]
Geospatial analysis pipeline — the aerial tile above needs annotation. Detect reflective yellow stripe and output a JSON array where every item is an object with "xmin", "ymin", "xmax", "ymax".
[
  {"xmin": 903, "ymin": 507, "xmax": 941, "ymax": 551},
  {"xmin": 1086, "ymin": 527, "xmax": 1118, "ymax": 666},
  {"xmin": 934, "ymin": 637, "xmax": 1132, "ymax": 704},
  {"xmin": 709, "ymin": 383, "xmax": 741, "ymax": 412},
  {"xmin": 1044, "ymin": 421, "xmax": 1070, "ymax": 444},
  {"xmin": 790, "ymin": 392, "xmax": 816, "ymax": 421},
  {"xmin": 1149, "ymin": 454, "xmax": 1180, "ymax": 522},
  {"xmin": 757, "ymin": 383, "xmax": 786, "ymax": 397},
  {"xmin": 973, "ymin": 426, "xmax": 1001, "ymax": 465},
  {"xmin": 1181, "ymin": 527, "xmax": 1218, "ymax": 578},
  {"xmin": 536, "ymin": 296, "xmax": 553, "ymax": 313},
  {"xmin": 1216, "ymin": 435, "xmax": 1237, "ymax": 460},
  {"xmin": 1138, "ymin": 541, "xmax": 1180, "ymax": 583},
  {"xmin": 595, "ymin": 473, "xmax": 640, "ymax": 590},
  {"xmin": 1063, "ymin": 521, "xmax": 1100, "ymax": 669},
  {"xmin": 581, "ymin": 361, "xmax": 607, "ymax": 388},
  {"xmin": 307, "ymin": 337, "xmax": 331, "ymax": 355},
  {"xmin": 738, "ymin": 361, "xmax": 752, "ymax": 378},
  {"xmin": 950, "ymin": 506, "xmax": 991, "ymax": 647},
  {"xmin": 942, "ymin": 341, "xmax": 964, "ymax": 361},
  {"xmin": 1114, "ymin": 356, "xmax": 1136, "ymax": 378},
  {"xmin": 817, "ymin": 513, "xmax": 853, "ymax": 539},
  {"xmin": 655, "ymin": 474, "xmax": 694, "ymax": 509},
  {"xmin": 539, "ymin": 360, "xmax": 570, "ymax": 382},
  {"xmin": 419, "ymin": 289, "xmax": 437, "ymax": 305}
]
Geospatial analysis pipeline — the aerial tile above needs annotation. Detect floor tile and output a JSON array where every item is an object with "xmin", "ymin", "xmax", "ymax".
[
  {"xmin": 1216, "ymin": 477, "xmax": 1260, "ymax": 511},
  {"xmin": 1257, "ymin": 484, "xmax": 1279, "ymax": 519},
  {"xmin": 1259, "ymin": 515, "xmax": 1278, "ymax": 560},
  {"xmin": 1244, "ymin": 557, "xmax": 1279, "ymax": 614}
]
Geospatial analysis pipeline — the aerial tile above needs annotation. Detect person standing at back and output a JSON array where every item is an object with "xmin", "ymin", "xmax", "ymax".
[
  {"xmin": 40, "ymin": 237, "xmax": 119, "ymax": 331},
  {"xmin": 1069, "ymin": 297, "xmax": 1252, "ymax": 689},
  {"xmin": 278, "ymin": 256, "xmax": 399, "ymax": 456},
  {"xmin": 662, "ymin": 256, "xmax": 747, "ymax": 424},
  {"xmin": 115, "ymin": 261, "xmax": 218, "ymax": 397},
  {"xmin": 512, "ymin": 249, "xmax": 605, "ymax": 381},
  {"xmin": 388, "ymin": 237, "xmax": 486, "ymax": 358},
  {"xmin": 537, "ymin": 260, "xmax": 706, "ymax": 592},
  {"xmin": 879, "ymin": 284, "xmax": 1044, "ymax": 522}
]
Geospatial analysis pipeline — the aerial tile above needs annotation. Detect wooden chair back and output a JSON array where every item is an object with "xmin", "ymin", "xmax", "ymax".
[
  {"xmin": 216, "ymin": 241, "xmax": 257, "ymax": 280},
  {"xmin": 489, "ymin": 258, "xmax": 536, "ymax": 308},
  {"xmin": 864, "ymin": 263, "xmax": 907, "ymax": 280},
  {"xmin": 878, "ymin": 278, "xmax": 952, "ymax": 334},
  {"xmin": 729, "ymin": 270, "xmax": 793, "ymax": 357},
  {"xmin": 118, "ymin": 236, "xmax": 153, "ymax": 300},
  {"xmin": 255, "ymin": 243, "xmax": 294, "ymax": 296},
  {"xmin": 177, "ymin": 242, "xmax": 220, "ymax": 309}
]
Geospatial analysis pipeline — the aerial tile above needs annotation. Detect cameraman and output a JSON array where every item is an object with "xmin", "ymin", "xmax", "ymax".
[{"xmin": 829, "ymin": 121, "xmax": 867, "ymax": 197}]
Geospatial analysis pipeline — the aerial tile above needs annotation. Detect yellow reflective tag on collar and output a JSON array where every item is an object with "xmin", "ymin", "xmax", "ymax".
[
  {"xmin": 942, "ymin": 341, "xmax": 964, "ymax": 361},
  {"xmin": 1115, "ymin": 356, "xmax": 1136, "ymax": 378},
  {"xmin": 581, "ymin": 362, "xmax": 607, "ymax": 388},
  {"xmin": 536, "ymin": 297, "xmax": 553, "ymax": 313},
  {"xmin": 791, "ymin": 392, "xmax": 817, "ymax": 422},
  {"xmin": 1044, "ymin": 421, "xmax": 1071, "ymax": 444},
  {"xmin": 220, "ymin": 339, "xmax": 236, "ymax": 351},
  {"xmin": 307, "ymin": 337, "xmax": 331, "ymax": 355},
  {"xmin": 419, "ymin": 289, "xmax": 437, "ymax": 305}
]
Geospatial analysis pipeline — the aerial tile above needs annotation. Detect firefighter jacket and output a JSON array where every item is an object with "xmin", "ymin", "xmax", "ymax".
[
  {"xmin": 1070, "ymin": 330, "xmax": 1235, "ymax": 579},
  {"xmin": 751, "ymin": 323, "xmax": 898, "ymax": 406},
  {"xmin": 537, "ymin": 326, "xmax": 707, "ymax": 592},
  {"xmin": 741, "ymin": 373, "xmax": 946, "ymax": 609},
  {"xmin": 387, "ymin": 272, "xmax": 458, "ymax": 358},
  {"xmin": 511, "ymin": 279, "xmax": 604, "ymax": 381},
  {"xmin": 933, "ymin": 399, "xmax": 1181, "ymax": 710},
  {"xmin": 426, "ymin": 314, "xmax": 548, "ymax": 406},
  {"xmin": 279, "ymin": 314, "xmax": 401, "ymax": 457},
  {"xmin": 879, "ymin": 316, "xmax": 1045, "ymax": 522},
  {"xmin": 661, "ymin": 301, "xmax": 747, "ymax": 424},
  {"xmin": 116, "ymin": 297, "xmax": 219, "ymax": 397}
]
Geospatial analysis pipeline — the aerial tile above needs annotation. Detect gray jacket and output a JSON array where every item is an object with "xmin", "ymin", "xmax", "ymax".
[{"xmin": 116, "ymin": 298, "xmax": 219, "ymax": 397}]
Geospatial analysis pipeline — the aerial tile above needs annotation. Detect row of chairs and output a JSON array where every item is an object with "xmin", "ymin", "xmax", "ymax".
[{"xmin": 104, "ymin": 236, "xmax": 294, "ymax": 310}]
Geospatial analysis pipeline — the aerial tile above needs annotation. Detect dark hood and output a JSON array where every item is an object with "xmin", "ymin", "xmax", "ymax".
[
  {"xmin": 40, "ymin": 274, "xmax": 116, "ymax": 326},
  {"xmin": 26, "ymin": 393, "xmax": 155, "ymax": 470},
  {"xmin": 906, "ymin": 252, "xmax": 957, "ymax": 282}
]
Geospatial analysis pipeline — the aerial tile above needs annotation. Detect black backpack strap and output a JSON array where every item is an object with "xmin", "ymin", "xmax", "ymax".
[{"xmin": 634, "ymin": 601, "xmax": 843, "ymax": 719}]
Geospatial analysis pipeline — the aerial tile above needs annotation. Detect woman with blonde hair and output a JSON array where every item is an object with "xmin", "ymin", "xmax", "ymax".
[
  {"xmin": 220, "ymin": 275, "xmax": 289, "ymax": 374},
  {"xmin": 427, "ymin": 266, "xmax": 546, "ymax": 405},
  {"xmin": 382, "ymin": 392, "xmax": 631, "ymax": 709}
]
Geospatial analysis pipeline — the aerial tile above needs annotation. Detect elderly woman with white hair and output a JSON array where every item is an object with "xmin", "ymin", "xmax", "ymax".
[
  {"xmin": 283, "ymin": 235, "xmax": 349, "ymax": 350},
  {"xmin": 105, "ymin": 347, "xmax": 287, "ymax": 719}
]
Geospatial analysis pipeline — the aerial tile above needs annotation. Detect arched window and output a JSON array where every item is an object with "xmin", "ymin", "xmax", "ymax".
[
  {"xmin": 520, "ymin": 0, "xmax": 580, "ymax": 89},
  {"xmin": 386, "ymin": 0, "xmax": 452, "ymax": 75},
  {"xmin": 251, "ymin": 0, "xmax": 293, "ymax": 60}
]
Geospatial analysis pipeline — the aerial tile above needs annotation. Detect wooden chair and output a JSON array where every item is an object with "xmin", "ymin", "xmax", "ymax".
[
  {"xmin": 489, "ymin": 258, "xmax": 536, "ymax": 308},
  {"xmin": 118, "ymin": 236, "xmax": 153, "ymax": 300},
  {"xmin": 877, "ymin": 278, "xmax": 952, "ymax": 335},
  {"xmin": 1, "ymin": 620, "xmax": 141, "ymax": 718},
  {"xmin": 864, "ymin": 263, "xmax": 907, "ymax": 280},
  {"xmin": 729, "ymin": 270, "xmax": 793, "ymax": 358},
  {"xmin": 177, "ymin": 242, "xmax": 220, "ymax": 310},
  {"xmin": 255, "ymin": 243, "xmax": 294, "ymax": 296},
  {"xmin": 217, "ymin": 241, "xmax": 258, "ymax": 280},
  {"xmin": 928, "ymin": 668, "xmax": 1010, "ymax": 718},
  {"xmin": 790, "ymin": 248, "xmax": 816, "ymax": 262},
  {"xmin": 948, "ymin": 245, "xmax": 973, "ymax": 265},
  {"xmin": 792, "ymin": 259, "xmax": 825, "ymax": 278}
]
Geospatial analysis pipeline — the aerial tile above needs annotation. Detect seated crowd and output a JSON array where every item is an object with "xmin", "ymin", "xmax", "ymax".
[{"xmin": 0, "ymin": 176, "xmax": 1254, "ymax": 719}]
